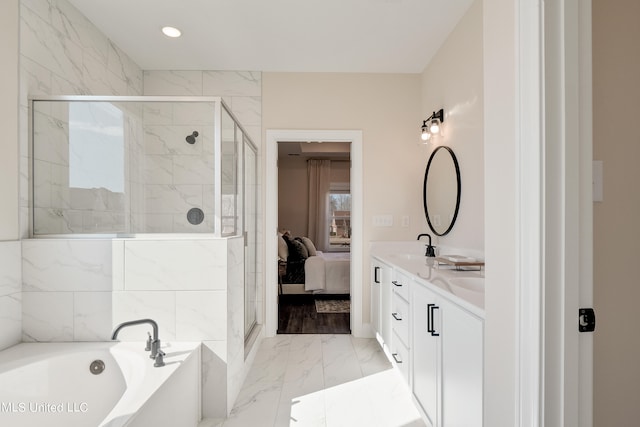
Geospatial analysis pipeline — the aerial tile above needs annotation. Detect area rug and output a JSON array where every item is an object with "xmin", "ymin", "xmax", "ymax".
[{"xmin": 315, "ymin": 299, "xmax": 350, "ymax": 313}]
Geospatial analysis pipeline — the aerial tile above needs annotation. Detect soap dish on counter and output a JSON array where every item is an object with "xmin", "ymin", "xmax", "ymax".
[{"xmin": 436, "ymin": 255, "xmax": 485, "ymax": 270}]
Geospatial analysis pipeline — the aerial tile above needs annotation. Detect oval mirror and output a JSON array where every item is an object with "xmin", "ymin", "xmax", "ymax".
[{"xmin": 423, "ymin": 146, "xmax": 461, "ymax": 236}]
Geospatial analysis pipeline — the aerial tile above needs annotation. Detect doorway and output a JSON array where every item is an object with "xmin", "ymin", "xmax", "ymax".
[
  {"xmin": 276, "ymin": 141, "xmax": 351, "ymax": 334},
  {"xmin": 265, "ymin": 130, "xmax": 364, "ymax": 337}
]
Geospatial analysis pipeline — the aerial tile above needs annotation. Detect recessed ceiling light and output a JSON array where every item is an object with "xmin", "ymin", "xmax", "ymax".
[{"xmin": 161, "ymin": 26, "xmax": 182, "ymax": 38}]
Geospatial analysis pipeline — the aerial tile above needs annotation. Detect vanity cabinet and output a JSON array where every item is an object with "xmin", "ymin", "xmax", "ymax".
[
  {"xmin": 412, "ymin": 279, "xmax": 483, "ymax": 427},
  {"xmin": 369, "ymin": 251, "xmax": 484, "ymax": 427}
]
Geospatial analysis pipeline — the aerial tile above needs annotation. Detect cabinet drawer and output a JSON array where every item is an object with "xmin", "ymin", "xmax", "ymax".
[
  {"xmin": 391, "ymin": 330, "xmax": 410, "ymax": 383},
  {"xmin": 392, "ymin": 270, "xmax": 410, "ymax": 301},
  {"xmin": 391, "ymin": 294, "xmax": 410, "ymax": 346}
]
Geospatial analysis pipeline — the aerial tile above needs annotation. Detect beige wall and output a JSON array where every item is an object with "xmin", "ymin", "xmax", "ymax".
[
  {"xmin": 421, "ymin": 0, "xmax": 484, "ymax": 252},
  {"xmin": 0, "ymin": 0, "xmax": 19, "ymax": 240},
  {"xmin": 263, "ymin": 72, "xmax": 422, "ymax": 320},
  {"xmin": 593, "ymin": 0, "xmax": 640, "ymax": 424},
  {"xmin": 263, "ymin": 0, "xmax": 483, "ymax": 332}
]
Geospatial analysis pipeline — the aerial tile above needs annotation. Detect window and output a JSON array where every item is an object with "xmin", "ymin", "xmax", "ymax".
[
  {"xmin": 69, "ymin": 102, "xmax": 124, "ymax": 192},
  {"xmin": 329, "ymin": 183, "xmax": 351, "ymax": 249}
]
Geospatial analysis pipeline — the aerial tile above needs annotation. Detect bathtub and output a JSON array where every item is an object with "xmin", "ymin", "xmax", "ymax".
[{"xmin": 0, "ymin": 341, "xmax": 201, "ymax": 427}]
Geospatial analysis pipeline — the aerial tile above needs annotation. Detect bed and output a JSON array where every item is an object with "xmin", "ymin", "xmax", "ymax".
[{"xmin": 278, "ymin": 233, "xmax": 350, "ymax": 295}]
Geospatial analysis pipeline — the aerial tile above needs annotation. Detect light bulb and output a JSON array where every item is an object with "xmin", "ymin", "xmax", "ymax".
[
  {"xmin": 421, "ymin": 129, "xmax": 431, "ymax": 141},
  {"xmin": 429, "ymin": 119, "xmax": 440, "ymax": 134}
]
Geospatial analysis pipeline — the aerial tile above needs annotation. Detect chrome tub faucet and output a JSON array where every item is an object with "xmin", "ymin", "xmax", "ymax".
[{"xmin": 111, "ymin": 318, "xmax": 165, "ymax": 367}]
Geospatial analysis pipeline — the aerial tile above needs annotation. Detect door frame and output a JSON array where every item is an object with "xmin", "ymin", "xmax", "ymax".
[{"xmin": 264, "ymin": 129, "xmax": 364, "ymax": 337}]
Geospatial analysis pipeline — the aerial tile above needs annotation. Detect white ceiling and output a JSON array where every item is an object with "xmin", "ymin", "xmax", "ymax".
[{"xmin": 68, "ymin": 0, "xmax": 474, "ymax": 73}]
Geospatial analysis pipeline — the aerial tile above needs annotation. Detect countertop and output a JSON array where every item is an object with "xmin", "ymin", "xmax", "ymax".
[{"xmin": 370, "ymin": 241, "xmax": 485, "ymax": 317}]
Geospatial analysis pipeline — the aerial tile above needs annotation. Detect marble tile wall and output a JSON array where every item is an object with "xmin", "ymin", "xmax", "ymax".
[
  {"xmin": 139, "ymin": 102, "xmax": 217, "ymax": 233},
  {"xmin": 4, "ymin": 0, "xmax": 142, "ymax": 352},
  {"xmin": 21, "ymin": 238, "xmax": 235, "ymax": 343},
  {"xmin": 17, "ymin": 1, "xmax": 263, "ymax": 417},
  {"xmin": 20, "ymin": 0, "xmax": 144, "ymax": 238},
  {"xmin": 21, "ymin": 236, "xmax": 245, "ymax": 418},
  {"xmin": 0, "ymin": 242, "xmax": 22, "ymax": 351}
]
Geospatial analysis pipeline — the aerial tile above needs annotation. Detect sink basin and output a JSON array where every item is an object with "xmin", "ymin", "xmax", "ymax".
[{"xmin": 447, "ymin": 277, "xmax": 484, "ymax": 293}]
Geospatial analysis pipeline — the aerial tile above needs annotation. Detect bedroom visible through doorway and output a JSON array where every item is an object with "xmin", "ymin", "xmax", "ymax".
[{"xmin": 277, "ymin": 141, "xmax": 351, "ymax": 334}]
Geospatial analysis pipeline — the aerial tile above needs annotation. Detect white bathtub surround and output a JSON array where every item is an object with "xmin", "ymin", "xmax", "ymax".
[
  {"xmin": 203, "ymin": 334, "xmax": 423, "ymax": 427},
  {"xmin": 20, "ymin": 235, "xmax": 253, "ymax": 419},
  {"xmin": 0, "ymin": 241, "xmax": 22, "ymax": 351},
  {"xmin": 0, "ymin": 341, "xmax": 200, "ymax": 427}
]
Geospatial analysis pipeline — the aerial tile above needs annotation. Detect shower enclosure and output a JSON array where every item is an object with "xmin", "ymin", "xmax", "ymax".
[{"xmin": 30, "ymin": 96, "xmax": 259, "ymax": 339}]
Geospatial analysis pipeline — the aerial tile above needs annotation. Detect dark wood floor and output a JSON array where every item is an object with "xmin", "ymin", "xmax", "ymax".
[{"xmin": 277, "ymin": 294, "xmax": 351, "ymax": 334}]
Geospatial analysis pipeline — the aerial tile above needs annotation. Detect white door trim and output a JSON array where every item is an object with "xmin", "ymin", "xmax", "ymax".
[
  {"xmin": 517, "ymin": 0, "xmax": 544, "ymax": 424},
  {"xmin": 264, "ymin": 129, "xmax": 363, "ymax": 337}
]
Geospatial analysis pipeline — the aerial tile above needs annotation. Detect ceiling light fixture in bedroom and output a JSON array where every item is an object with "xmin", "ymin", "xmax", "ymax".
[{"xmin": 421, "ymin": 108, "xmax": 445, "ymax": 142}]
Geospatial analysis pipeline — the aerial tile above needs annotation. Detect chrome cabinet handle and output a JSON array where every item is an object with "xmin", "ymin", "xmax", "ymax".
[
  {"xmin": 392, "ymin": 353, "xmax": 403, "ymax": 364},
  {"xmin": 392, "ymin": 312, "xmax": 402, "ymax": 321}
]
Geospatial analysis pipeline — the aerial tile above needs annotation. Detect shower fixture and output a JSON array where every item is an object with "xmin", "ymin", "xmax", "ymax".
[{"xmin": 186, "ymin": 131, "xmax": 199, "ymax": 144}]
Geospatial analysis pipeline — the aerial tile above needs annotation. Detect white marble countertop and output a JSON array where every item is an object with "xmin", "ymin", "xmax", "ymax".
[{"xmin": 370, "ymin": 241, "xmax": 485, "ymax": 317}]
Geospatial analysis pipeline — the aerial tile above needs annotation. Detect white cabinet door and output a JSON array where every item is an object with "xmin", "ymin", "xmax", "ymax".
[
  {"xmin": 441, "ymin": 300, "xmax": 483, "ymax": 427},
  {"xmin": 371, "ymin": 260, "xmax": 382, "ymax": 338},
  {"xmin": 412, "ymin": 282, "xmax": 440, "ymax": 427}
]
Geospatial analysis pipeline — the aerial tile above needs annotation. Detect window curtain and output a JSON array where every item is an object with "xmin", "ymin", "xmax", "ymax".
[{"xmin": 307, "ymin": 159, "xmax": 331, "ymax": 251}]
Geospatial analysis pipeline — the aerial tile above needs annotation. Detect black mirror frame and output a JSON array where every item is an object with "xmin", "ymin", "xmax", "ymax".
[{"xmin": 423, "ymin": 145, "xmax": 461, "ymax": 236}]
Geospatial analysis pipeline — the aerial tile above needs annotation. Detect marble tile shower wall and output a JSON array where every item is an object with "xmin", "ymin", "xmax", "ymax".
[
  {"xmin": 20, "ymin": 0, "xmax": 144, "ymax": 238},
  {"xmin": 32, "ymin": 102, "xmax": 143, "ymax": 234},
  {"xmin": 139, "ymin": 102, "xmax": 217, "ymax": 233}
]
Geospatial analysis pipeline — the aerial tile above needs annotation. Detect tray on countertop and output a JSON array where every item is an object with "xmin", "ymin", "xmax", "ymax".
[{"xmin": 436, "ymin": 255, "xmax": 485, "ymax": 268}]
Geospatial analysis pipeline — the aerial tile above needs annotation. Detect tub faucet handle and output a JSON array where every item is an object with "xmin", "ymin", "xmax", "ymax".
[
  {"xmin": 145, "ymin": 332, "xmax": 152, "ymax": 351},
  {"xmin": 150, "ymin": 339, "xmax": 162, "ymax": 360},
  {"xmin": 154, "ymin": 349, "xmax": 166, "ymax": 367}
]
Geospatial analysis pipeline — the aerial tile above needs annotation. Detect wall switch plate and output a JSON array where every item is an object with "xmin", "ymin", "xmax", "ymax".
[
  {"xmin": 373, "ymin": 215, "xmax": 393, "ymax": 227},
  {"xmin": 401, "ymin": 215, "xmax": 410, "ymax": 227}
]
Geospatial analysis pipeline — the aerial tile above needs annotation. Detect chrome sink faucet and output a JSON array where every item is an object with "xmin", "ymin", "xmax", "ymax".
[
  {"xmin": 111, "ymin": 318, "xmax": 165, "ymax": 367},
  {"xmin": 417, "ymin": 233, "xmax": 436, "ymax": 257}
]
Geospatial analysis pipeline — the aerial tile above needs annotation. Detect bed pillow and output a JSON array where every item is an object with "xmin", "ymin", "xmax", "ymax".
[
  {"xmin": 277, "ymin": 233, "xmax": 289, "ymax": 261},
  {"xmin": 283, "ymin": 235, "xmax": 308, "ymax": 261},
  {"xmin": 300, "ymin": 236, "xmax": 317, "ymax": 256},
  {"xmin": 293, "ymin": 237, "xmax": 309, "ymax": 259}
]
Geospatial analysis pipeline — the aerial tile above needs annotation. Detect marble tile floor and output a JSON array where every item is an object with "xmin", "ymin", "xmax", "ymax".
[{"xmin": 199, "ymin": 334, "xmax": 426, "ymax": 427}]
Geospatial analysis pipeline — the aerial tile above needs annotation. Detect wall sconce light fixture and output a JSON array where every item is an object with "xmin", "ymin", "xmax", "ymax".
[{"xmin": 421, "ymin": 108, "xmax": 445, "ymax": 142}]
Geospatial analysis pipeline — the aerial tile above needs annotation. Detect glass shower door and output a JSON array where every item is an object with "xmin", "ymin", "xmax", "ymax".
[{"xmin": 243, "ymin": 134, "xmax": 258, "ymax": 340}]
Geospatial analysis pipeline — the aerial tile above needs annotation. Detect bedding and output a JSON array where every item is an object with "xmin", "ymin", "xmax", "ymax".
[
  {"xmin": 277, "ymin": 232, "xmax": 350, "ymax": 294},
  {"xmin": 304, "ymin": 251, "xmax": 350, "ymax": 293}
]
